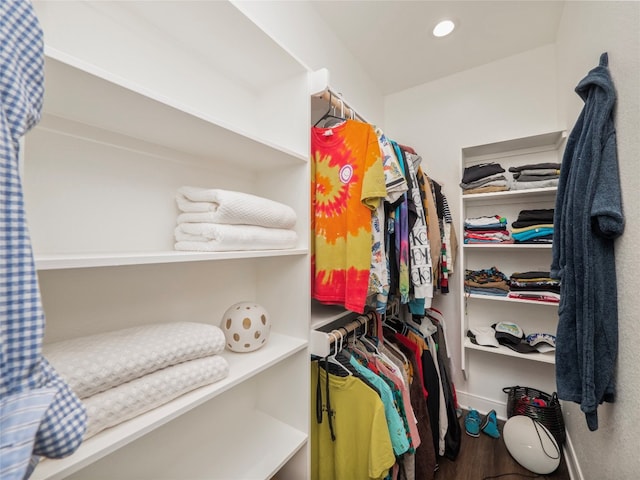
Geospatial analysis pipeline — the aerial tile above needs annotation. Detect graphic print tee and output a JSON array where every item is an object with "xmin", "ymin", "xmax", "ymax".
[{"xmin": 311, "ymin": 120, "xmax": 386, "ymax": 313}]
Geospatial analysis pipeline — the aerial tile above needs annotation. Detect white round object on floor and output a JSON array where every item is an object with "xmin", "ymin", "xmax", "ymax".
[{"xmin": 503, "ymin": 415, "xmax": 561, "ymax": 474}]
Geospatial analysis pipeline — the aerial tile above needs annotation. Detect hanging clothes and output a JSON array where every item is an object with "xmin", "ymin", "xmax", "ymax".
[
  {"xmin": 311, "ymin": 119, "xmax": 386, "ymax": 314},
  {"xmin": 551, "ymin": 52, "xmax": 625, "ymax": 431},
  {"xmin": 0, "ymin": 2, "xmax": 87, "ymax": 478},
  {"xmin": 311, "ymin": 361, "xmax": 395, "ymax": 480},
  {"xmin": 385, "ymin": 332, "xmax": 437, "ymax": 480},
  {"xmin": 402, "ymin": 150, "xmax": 434, "ymax": 314},
  {"xmin": 370, "ymin": 128, "xmax": 409, "ymax": 314}
]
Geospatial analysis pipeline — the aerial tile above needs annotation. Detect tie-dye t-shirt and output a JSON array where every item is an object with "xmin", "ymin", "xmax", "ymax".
[{"xmin": 311, "ymin": 120, "xmax": 386, "ymax": 313}]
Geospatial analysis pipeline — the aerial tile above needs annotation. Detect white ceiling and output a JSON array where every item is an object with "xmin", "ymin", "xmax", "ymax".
[{"xmin": 307, "ymin": 0, "xmax": 565, "ymax": 95}]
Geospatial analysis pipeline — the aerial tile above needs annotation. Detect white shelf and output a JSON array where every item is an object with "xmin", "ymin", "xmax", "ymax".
[
  {"xmin": 462, "ymin": 131, "xmax": 566, "ymax": 161},
  {"xmin": 465, "ymin": 293, "xmax": 559, "ymax": 307},
  {"xmin": 463, "ymin": 243, "xmax": 552, "ymax": 250},
  {"xmin": 309, "ymin": 303, "xmax": 357, "ymax": 357},
  {"xmin": 124, "ymin": 410, "xmax": 307, "ymax": 480},
  {"xmin": 460, "ymin": 129, "xmax": 565, "ymax": 383},
  {"xmin": 462, "ymin": 186, "xmax": 557, "ymax": 203},
  {"xmin": 56, "ymin": 408, "xmax": 307, "ymax": 480},
  {"xmin": 310, "ymin": 302, "xmax": 353, "ymax": 331},
  {"xmin": 32, "ymin": 333, "xmax": 307, "ymax": 480},
  {"xmin": 42, "ymin": 51, "xmax": 307, "ymax": 169},
  {"xmin": 29, "ymin": 3, "xmax": 311, "ymax": 477},
  {"xmin": 465, "ymin": 338, "xmax": 555, "ymax": 364},
  {"xmin": 35, "ymin": 249, "xmax": 308, "ymax": 271}
]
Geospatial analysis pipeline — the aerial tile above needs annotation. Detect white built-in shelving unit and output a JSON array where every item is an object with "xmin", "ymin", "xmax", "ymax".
[
  {"xmin": 459, "ymin": 131, "xmax": 566, "ymax": 401},
  {"xmin": 26, "ymin": 2, "xmax": 310, "ymax": 479}
]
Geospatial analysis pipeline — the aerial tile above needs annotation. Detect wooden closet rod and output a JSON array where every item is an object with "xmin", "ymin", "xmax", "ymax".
[{"xmin": 327, "ymin": 313, "xmax": 375, "ymax": 344}]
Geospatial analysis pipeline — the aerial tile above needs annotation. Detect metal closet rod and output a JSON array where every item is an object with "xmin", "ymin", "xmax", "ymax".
[{"xmin": 317, "ymin": 88, "xmax": 367, "ymax": 123}]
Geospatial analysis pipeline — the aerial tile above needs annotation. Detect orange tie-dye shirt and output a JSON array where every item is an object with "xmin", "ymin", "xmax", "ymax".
[{"xmin": 311, "ymin": 120, "xmax": 386, "ymax": 313}]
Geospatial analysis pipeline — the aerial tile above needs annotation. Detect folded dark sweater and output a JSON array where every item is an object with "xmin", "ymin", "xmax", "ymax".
[
  {"xmin": 461, "ymin": 162, "xmax": 505, "ymax": 184},
  {"xmin": 508, "ymin": 162, "xmax": 562, "ymax": 172}
]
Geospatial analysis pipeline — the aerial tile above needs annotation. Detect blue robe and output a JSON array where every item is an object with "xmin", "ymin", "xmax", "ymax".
[{"xmin": 551, "ymin": 53, "xmax": 625, "ymax": 431}]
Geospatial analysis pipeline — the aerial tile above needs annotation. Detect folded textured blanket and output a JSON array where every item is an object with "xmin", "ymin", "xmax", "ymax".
[
  {"xmin": 176, "ymin": 186, "xmax": 297, "ymax": 229},
  {"xmin": 174, "ymin": 223, "xmax": 297, "ymax": 251},
  {"xmin": 44, "ymin": 322, "xmax": 226, "ymax": 399},
  {"xmin": 83, "ymin": 355, "xmax": 229, "ymax": 439}
]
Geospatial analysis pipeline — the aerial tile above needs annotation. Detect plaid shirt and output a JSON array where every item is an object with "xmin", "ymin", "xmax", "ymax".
[{"xmin": 1, "ymin": 2, "xmax": 87, "ymax": 478}]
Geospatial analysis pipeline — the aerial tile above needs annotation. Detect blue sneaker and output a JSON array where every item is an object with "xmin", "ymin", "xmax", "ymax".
[
  {"xmin": 465, "ymin": 409, "xmax": 481, "ymax": 437},
  {"xmin": 481, "ymin": 409, "xmax": 500, "ymax": 438}
]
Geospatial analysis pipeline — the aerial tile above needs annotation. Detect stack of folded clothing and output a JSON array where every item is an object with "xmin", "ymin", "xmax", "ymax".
[
  {"xmin": 460, "ymin": 162, "xmax": 508, "ymax": 194},
  {"xmin": 508, "ymin": 162, "xmax": 561, "ymax": 190},
  {"xmin": 44, "ymin": 322, "xmax": 230, "ymax": 439},
  {"xmin": 511, "ymin": 209, "xmax": 554, "ymax": 244},
  {"xmin": 464, "ymin": 215, "xmax": 512, "ymax": 243},
  {"xmin": 464, "ymin": 266, "xmax": 510, "ymax": 297},
  {"xmin": 174, "ymin": 186, "xmax": 298, "ymax": 251},
  {"xmin": 507, "ymin": 271, "xmax": 560, "ymax": 303}
]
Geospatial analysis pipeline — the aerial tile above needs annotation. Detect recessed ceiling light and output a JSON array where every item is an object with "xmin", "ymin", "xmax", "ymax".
[{"xmin": 433, "ymin": 19, "xmax": 455, "ymax": 37}]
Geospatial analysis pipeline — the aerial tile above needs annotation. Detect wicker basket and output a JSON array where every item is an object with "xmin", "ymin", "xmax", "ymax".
[{"xmin": 503, "ymin": 385, "xmax": 566, "ymax": 445}]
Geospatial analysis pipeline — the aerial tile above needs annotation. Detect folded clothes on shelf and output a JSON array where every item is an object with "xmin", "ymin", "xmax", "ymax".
[{"xmin": 508, "ymin": 162, "xmax": 561, "ymax": 190}]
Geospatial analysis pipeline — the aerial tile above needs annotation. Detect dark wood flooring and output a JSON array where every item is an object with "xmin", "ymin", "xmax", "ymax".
[{"xmin": 434, "ymin": 414, "xmax": 570, "ymax": 480}]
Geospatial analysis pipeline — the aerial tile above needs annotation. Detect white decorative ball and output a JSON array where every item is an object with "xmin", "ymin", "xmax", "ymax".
[
  {"xmin": 503, "ymin": 415, "xmax": 561, "ymax": 474},
  {"xmin": 221, "ymin": 302, "xmax": 271, "ymax": 353}
]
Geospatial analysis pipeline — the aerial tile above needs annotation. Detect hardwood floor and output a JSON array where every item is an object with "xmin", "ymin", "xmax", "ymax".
[{"xmin": 434, "ymin": 414, "xmax": 571, "ymax": 480}]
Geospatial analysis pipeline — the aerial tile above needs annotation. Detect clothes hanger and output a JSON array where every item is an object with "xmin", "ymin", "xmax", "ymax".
[
  {"xmin": 313, "ymin": 90, "xmax": 346, "ymax": 128},
  {"xmin": 349, "ymin": 317, "xmax": 373, "ymax": 360},
  {"xmin": 326, "ymin": 331, "xmax": 352, "ymax": 376},
  {"xmin": 382, "ymin": 297, "xmax": 407, "ymax": 335}
]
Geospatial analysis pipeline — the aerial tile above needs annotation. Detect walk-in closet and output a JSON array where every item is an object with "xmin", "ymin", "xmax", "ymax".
[{"xmin": 2, "ymin": 1, "xmax": 638, "ymax": 479}]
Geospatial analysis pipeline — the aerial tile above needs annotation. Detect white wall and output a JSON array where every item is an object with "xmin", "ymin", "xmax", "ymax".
[
  {"xmin": 555, "ymin": 2, "xmax": 640, "ymax": 478},
  {"xmin": 384, "ymin": 44, "xmax": 560, "ymax": 399},
  {"xmin": 231, "ymin": 0, "xmax": 385, "ymax": 126},
  {"xmin": 384, "ymin": 2, "xmax": 640, "ymax": 477}
]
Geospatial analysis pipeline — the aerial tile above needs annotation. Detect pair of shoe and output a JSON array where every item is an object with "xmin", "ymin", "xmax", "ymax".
[{"xmin": 465, "ymin": 408, "xmax": 500, "ymax": 438}]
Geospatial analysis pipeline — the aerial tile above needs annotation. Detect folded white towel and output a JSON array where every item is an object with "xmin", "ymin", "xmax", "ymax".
[
  {"xmin": 174, "ymin": 223, "xmax": 297, "ymax": 251},
  {"xmin": 44, "ymin": 322, "xmax": 226, "ymax": 399},
  {"xmin": 83, "ymin": 355, "xmax": 229, "ymax": 439},
  {"xmin": 176, "ymin": 187, "xmax": 297, "ymax": 229}
]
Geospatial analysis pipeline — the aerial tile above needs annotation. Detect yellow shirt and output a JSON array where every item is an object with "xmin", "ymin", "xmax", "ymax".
[{"xmin": 311, "ymin": 362, "xmax": 395, "ymax": 480}]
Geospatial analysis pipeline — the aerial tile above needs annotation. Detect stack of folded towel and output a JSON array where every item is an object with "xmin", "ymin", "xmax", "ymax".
[
  {"xmin": 174, "ymin": 186, "xmax": 298, "ymax": 252},
  {"xmin": 44, "ymin": 322, "xmax": 230, "ymax": 439},
  {"xmin": 507, "ymin": 271, "xmax": 560, "ymax": 303},
  {"xmin": 460, "ymin": 162, "xmax": 508, "ymax": 194},
  {"xmin": 508, "ymin": 162, "xmax": 561, "ymax": 190},
  {"xmin": 511, "ymin": 209, "xmax": 554, "ymax": 244},
  {"xmin": 464, "ymin": 215, "xmax": 512, "ymax": 243}
]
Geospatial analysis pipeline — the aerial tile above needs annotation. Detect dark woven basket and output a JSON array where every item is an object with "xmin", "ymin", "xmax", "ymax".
[{"xmin": 503, "ymin": 385, "xmax": 566, "ymax": 445}]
